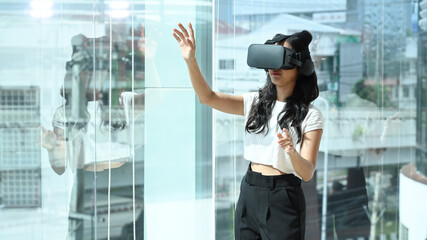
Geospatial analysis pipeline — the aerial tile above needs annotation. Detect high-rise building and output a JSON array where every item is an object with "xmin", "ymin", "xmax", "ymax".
[{"xmin": 0, "ymin": 87, "xmax": 41, "ymax": 207}]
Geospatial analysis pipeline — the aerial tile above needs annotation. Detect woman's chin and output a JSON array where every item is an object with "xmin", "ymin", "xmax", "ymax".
[{"xmin": 271, "ymin": 77, "xmax": 282, "ymax": 84}]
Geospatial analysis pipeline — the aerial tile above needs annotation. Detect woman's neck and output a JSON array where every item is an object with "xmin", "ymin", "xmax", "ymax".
[{"xmin": 276, "ymin": 83, "xmax": 295, "ymax": 102}]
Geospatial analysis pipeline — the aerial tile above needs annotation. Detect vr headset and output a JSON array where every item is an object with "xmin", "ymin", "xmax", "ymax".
[{"xmin": 247, "ymin": 33, "xmax": 314, "ymax": 76}]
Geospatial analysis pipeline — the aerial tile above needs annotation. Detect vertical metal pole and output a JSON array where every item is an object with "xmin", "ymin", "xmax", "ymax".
[
  {"xmin": 91, "ymin": 1, "xmax": 98, "ymax": 239},
  {"xmin": 318, "ymin": 97, "xmax": 329, "ymax": 240},
  {"xmin": 369, "ymin": 172, "xmax": 381, "ymax": 239}
]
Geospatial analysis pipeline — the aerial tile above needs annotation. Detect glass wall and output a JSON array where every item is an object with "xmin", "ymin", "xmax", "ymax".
[
  {"xmin": 0, "ymin": 0, "xmax": 426, "ymax": 240},
  {"xmin": 0, "ymin": 0, "xmax": 212, "ymax": 240},
  {"xmin": 214, "ymin": 0, "xmax": 426, "ymax": 239}
]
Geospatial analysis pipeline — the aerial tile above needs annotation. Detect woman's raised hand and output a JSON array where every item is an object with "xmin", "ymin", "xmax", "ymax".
[
  {"xmin": 39, "ymin": 126, "xmax": 57, "ymax": 151},
  {"xmin": 173, "ymin": 22, "xmax": 196, "ymax": 61}
]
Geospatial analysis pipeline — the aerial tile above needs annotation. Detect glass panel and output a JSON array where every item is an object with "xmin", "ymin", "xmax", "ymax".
[
  {"xmin": 214, "ymin": 0, "xmax": 426, "ymax": 239},
  {"xmin": 0, "ymin": 0, "xmax": 212, "ymax": 239}
]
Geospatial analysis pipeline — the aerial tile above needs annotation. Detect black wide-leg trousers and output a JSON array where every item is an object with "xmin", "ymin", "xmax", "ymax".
[{"xmin": 234, "ymin": 163, "xmax": 306, "ymax": 240}]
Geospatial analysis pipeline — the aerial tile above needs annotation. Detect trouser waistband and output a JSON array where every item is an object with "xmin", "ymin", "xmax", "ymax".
[{"xmin": 245, "ymin": 163, "xmax": 301, "ymax": 190}]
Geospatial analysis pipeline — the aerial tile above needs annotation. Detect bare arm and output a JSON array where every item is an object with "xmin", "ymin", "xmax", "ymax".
[
  {"xmin": 173, "ymin": 22, "xmax": 243, "ymax": 116},
  {"xmin": 278, "ymin": 129, "xmax": 323, "ymax": 181}
]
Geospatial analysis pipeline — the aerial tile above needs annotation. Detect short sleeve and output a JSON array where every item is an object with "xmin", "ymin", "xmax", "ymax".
[
  {"xmin": 302, "ymin": 105, "xmax": 324, "ymax": 134},
  {"xmin": 242, "ymin": 92, "xmax": 258, "ymax": 117}
]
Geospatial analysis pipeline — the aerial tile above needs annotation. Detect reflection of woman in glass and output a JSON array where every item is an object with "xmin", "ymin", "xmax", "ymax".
[
  {"xmin": 174, "ymin": 23, "xmax": 323, "ymax": 239},
  {"xmin": 41, "ymin": 35, "xmax": 132, "ymax": 174},
  {"xmin": 41, "ymin": 34, "xmax": 145, "ymax": 239},
  {"xmin": 41, "ymin": 86, "xmax": 131, "ymax": 174}
]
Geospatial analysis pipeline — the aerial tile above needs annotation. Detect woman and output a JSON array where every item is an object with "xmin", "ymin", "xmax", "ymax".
[
  {"xmin": 173, "ymin": 22, "xmax": 323, "ymax": 240},
  {"xmin": 41, "ymin": 34, "xmax": 146, "ymax": 240},
  {"xmin": 41, "ymin": 34, "xmax": 146, "ymax": 174}
]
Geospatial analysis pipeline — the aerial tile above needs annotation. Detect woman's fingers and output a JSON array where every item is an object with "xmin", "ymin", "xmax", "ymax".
[
  {"xmin": 282, "ymin": 128, "xmax": 291, "ymax": 137},
  {"xmin": 278, "ymin": 135, "xmax": 293, "ymax": 149},
  {"xmin": 173, "ymin": 27, "xmax": 194, "ymax": 49},
  {"xmin": 172, "ymin": 32, "xmax": 181, "ymax": 42},
  {"xmin": 40, "ymin": 125, "xmax": 47, "ymax": 133},
  {"xmin": 173, "ymin": 28, "xmax": 185, "ymax": 41},
  {"xmin": 178, "ymin": 22, "xmax": 189, "ymax": 38},
  {"xmin": 278, "ymin": 139, "xmax": 292, "ymax": 145},
  {"xmin": 174, "ymin": 22, "xmax": 196, "ymax": 61},
  {"xmin": 173, "ymin": 22, "xmax": 196, "ymax": 47},
  {"xmin": 188, "ymin": 22, "xmax": 195, "ymax": 40},
  {"xmin": 186, "ymin": 37, "xmax": 194, "ymax": 48},
  {"xmin": 279, "ymin": 140, "xmax": 293, "ymax": 146}
]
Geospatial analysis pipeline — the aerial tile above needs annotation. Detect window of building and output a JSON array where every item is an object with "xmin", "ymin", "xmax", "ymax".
[
  {"xmin": 219, "ymin": 59, "xmax": 235, "ymax": 70},
  {"xmin": 403, "ymin": 86, "xmax": 409, "ymax": 98}
]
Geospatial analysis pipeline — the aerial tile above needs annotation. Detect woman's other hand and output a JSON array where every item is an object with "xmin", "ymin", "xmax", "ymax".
[
  {"xmin": 173, "ymin": 22, "xmax": 196, "ymax": 62},
  {"xmin": 277, "ymin": 128, "xmax": 296, "ymax": 154},
  {"xmin": 40, "ymin": 126, "xmax": 57, "ymax": 151},
  {"xmin": 40, "ymin": 126, "xmax": 67, "ymax": 175}
]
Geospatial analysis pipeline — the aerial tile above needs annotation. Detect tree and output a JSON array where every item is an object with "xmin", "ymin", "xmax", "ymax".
[{"xmin": 352, "ymin": 78, "xmax": 396, "ymax": 108}]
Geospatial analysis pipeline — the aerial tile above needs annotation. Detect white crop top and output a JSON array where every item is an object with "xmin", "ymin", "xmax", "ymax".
[{"xmin": 243, "ymin": 92, "xmax": 324, "ymax": 179}]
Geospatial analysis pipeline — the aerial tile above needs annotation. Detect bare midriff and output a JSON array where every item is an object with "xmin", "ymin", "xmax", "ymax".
[
  {"xmin": 250, "ymin": 162, "xmax": 287, "ymax": 176},
  {"xmin": 83, "ymin": 158, "xmax": 128, "ymax": 172}
]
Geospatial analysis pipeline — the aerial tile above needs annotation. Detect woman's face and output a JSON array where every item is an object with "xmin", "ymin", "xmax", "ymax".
[{"xmin": 268, "ymin": 41, "xmax": 298, "ymax": 87}]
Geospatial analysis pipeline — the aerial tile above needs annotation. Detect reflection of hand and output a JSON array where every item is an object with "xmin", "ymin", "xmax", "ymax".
[
  {"xmin": 120, "ymin": 91, "xmax": 145, "ymax": 108},
  {"xmin": 173, "ymin": 22, "xmax": 196, "ymax": 62},
  {"xmin": 383, "ymin": 112, "xmax": 401, "ymax": 130},
  {"xmin": 139, "ymin": 27, "xmax": 161, "ymax": 59},
  {"xmin": 40, "ymin": 126, "xmax": 66, "ymax": 175},
  {"xmin": 381, "ymin": 112, "xmax": 401, "ymax": 143},
  {"xmin": 277, "ymin": 128, "xmax": 295, "ymax": 154},
  {"xmin": 120, "ymin": 91, "xmax": 137, "ymax": 106},
  {"xmin": 386, "ymin": 112, "xmax": 400, "ymax": 124},
  {"xmin": 40, "ymin": 126, "xmax": 57, "ymax": 151}
]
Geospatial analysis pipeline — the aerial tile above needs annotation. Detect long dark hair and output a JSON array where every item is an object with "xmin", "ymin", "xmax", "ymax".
[
  {"xmin": 245, "ymin": 30, "xmax": 319, "ymax": 144},
  {"xmin": 59, "ymin": 35, "xmax": 130, "ymax": 132}
]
